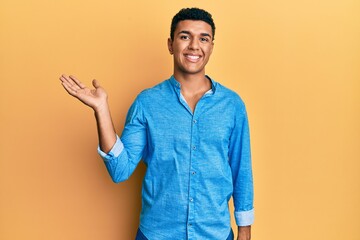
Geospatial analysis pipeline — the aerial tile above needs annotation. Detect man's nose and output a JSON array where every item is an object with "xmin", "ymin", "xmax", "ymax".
[{"xmin": 188, "ymin": 39, "xmax": 199, "ymax": 50}]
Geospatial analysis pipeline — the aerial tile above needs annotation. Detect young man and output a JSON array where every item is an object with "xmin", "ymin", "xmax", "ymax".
[{"xmin": 60, "ymin": 8, "xmax": 254, "ymax": 240}]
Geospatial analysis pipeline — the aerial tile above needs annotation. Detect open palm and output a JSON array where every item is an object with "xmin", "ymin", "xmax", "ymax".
[{"xmin": 59, "ymin": 74, "xmax": 108, "ymax": 110}]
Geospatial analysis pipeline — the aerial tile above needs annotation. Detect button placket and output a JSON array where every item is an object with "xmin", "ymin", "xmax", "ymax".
[{"xmin": 187, "ymin": 115, "xmax": 199, "ymax": 239}]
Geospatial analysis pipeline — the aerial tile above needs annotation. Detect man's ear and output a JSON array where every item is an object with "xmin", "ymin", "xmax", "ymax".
[{"xmin": 167, "ymin": 38, "xmax": 173, "ymax": 55}]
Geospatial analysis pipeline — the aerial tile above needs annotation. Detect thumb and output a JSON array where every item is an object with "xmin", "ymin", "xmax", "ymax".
[{"xmin": 92, "ymin": 79, "xmax": 101, "ymax": 88}]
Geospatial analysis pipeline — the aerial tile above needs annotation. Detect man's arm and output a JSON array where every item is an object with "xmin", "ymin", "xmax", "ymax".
[
  {"xmin": 59, "ymin": 74, "xmax": 116, "ymax": 153},
  {"xmin": 238, "ymin": 226, "xmax": 251, "ymax": 240},
  {"xmin": 228, "ymin": 98, "xmax": 254, "ymax": 239},
  {"xmin": 60, "ymin": 74, "xmax": 147, "ymax": 183}
]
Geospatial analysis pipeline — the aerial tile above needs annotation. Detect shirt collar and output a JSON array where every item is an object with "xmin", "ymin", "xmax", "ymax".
[{"xmin": 169, "ymin": 75, "xmax": 217, "ymax": 95}]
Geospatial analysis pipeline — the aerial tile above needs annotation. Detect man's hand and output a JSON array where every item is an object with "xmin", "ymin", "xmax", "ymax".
[
  {"xmin": 59, "ymin": 74, "xmax": 108, "ymax": 112},
  {"xmin": 59, "ymin": 74, "xmax": 117, "ymax": 153},
  {"xmin": 237, "ymin": 225, "xmax": 251, "ymax": 240}
]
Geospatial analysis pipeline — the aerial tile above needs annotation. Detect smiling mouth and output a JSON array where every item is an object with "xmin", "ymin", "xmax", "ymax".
[{"xmin": 184, "ymin": 54, "xmax": 201, "ymax": 62}]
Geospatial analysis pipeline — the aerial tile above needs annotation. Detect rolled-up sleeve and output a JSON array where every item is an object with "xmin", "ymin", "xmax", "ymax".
[
  {"xmin": 228, "ymin": 99, "xmax": 254, "ymax": 226},
  {"xmin": 97, "ymin": 135, "xmax": 124, "ymax": 160}
]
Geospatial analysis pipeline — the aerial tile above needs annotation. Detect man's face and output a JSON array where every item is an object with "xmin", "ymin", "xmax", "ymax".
[{"xmin": 168, "ymin": 20, "xmax": 214, "ymax": 76}]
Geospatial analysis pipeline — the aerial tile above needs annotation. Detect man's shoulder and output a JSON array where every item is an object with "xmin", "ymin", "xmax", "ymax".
[
  {"xmin": 215, "ymin": 80, "xmax": 245, "ymax": 106},
  {"xmin": 134, "ymin": 79, "xmax": 171, "ymax": 102}
]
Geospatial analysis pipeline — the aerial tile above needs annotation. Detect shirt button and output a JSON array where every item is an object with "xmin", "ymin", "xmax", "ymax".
[
  {"xmin": 188, "ymin": 223, "xmax": 192, "ymax": 226},
  {"xmin": 190, "ymin": 198, "xmax": 193, "ymax": 202},
  {"xmin": 193, "ymin": 120, "xmax": 197, "ymax": 124},
  {"xmin": 192, "ymin": 146, "xmax": 196, "ymax": 150},
  {"xmin": 192, "ymin": 171, "xmax": 196, "ymax": 175}
]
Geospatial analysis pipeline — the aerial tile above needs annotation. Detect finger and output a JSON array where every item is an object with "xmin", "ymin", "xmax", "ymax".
[
  {"xmin": 69, "ymin": 75, "xmax": 86, "ymax": 89},
  {"xmin": 61, "ymin": 81, "xmax": 78, "ymax": 96},
  {"xmin": 60, "ymin": 75, "xmax": 81, "ymax": 91},
  {"xmin": 61, "ymin": 74, "xmax": 85, "ymax": 92},
  {"xmin": 60, "ymin": 74, "xmax": 77, "ymax": 88},
  {"xmin": 59, "ymin": 74, "xmax": 70, "ymax": 84},
  {"xmin": 92, "ymin": 79, "xmax": 101, "ymax": 88}
]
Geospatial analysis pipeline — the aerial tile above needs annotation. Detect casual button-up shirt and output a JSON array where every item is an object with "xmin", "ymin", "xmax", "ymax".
[{"xmin": 98, "ymin": 75, "xmax": 254, "ymax": 240}]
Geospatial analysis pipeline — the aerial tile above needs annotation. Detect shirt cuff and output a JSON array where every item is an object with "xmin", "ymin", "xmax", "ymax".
[
  {"xmin": 97, "ymin": 135, "xmax": 124, "ymax": 160},
  {"xmin": 234, "ymin": 208, "xmax": 254, "ymax": 226}
]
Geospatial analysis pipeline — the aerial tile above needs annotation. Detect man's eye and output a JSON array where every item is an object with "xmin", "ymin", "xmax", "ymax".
[
  {"xmin": 180, "ymin": 35, "xmax": 189, "ymax": 40},
  {"xmin": 200, "ymin": 38, "xmax": 209, "ymax": 42}
]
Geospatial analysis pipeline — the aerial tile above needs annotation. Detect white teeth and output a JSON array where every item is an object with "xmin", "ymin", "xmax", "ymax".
[{"xmin": 187, "ymin": 55, "xmax": 200, "ymax": 60}]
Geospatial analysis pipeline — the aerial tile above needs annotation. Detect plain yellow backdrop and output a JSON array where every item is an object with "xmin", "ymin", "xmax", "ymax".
[{"xmin": 1, "ymin": 0, "xmax": 359, "ymax": 239}]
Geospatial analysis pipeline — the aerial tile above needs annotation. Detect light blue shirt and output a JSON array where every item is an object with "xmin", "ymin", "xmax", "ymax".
[{"xmin": 98, "ymin": 75, "xmax": 254, "ymax": 240}]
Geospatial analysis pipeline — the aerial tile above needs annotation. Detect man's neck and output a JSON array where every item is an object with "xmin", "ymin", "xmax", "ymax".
[{"xmin": 173, "ymin": 71, "xmax": 211, "ymax": 96}]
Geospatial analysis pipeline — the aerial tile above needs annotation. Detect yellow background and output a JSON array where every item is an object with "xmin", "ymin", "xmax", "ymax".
[{"xmin": 1, "ymin": 0, "xmax": 359, "ymax": 239}]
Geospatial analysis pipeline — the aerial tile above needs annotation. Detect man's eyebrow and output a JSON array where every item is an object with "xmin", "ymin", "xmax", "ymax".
[
  {"xmin": 178, "ymin": 30, "xmax": 191, "ymax": 35},
  {"xmin": 177, "ymin": 30, "xmax": 213, "ymax": 39},
  {"xmin": 200, "ymin": 33, "xmax": 212, "ymax": 38}
]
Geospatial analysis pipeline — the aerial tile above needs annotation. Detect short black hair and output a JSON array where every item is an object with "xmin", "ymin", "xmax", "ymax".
[{"xmin": 170, "ymin": 8, "xmax": 216, "ymax": 41}]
